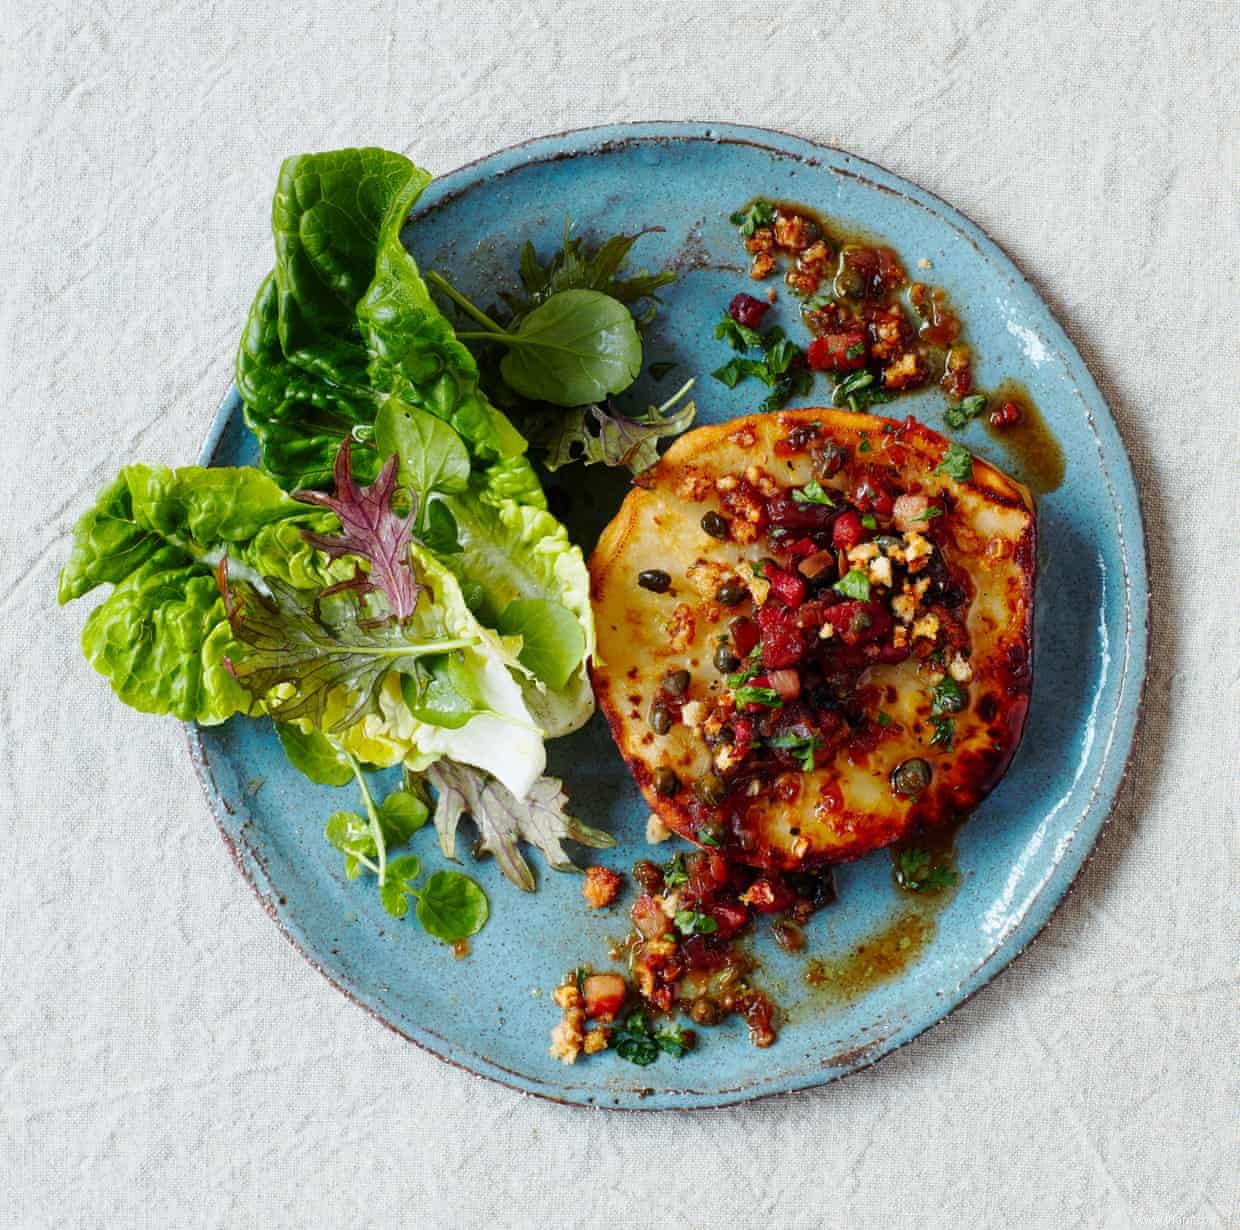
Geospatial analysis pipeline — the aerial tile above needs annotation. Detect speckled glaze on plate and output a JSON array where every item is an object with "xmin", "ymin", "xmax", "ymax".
[{"xmin": 188, "ymin": 123, "xmax": 1147, "ymax": 1109}]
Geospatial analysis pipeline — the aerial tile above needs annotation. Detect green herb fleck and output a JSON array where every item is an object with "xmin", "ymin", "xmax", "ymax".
[
  {"xmin": 730, "ymin": 199, "xmax": 776, "ymax": 237},
  {"xmin": 663, "ymin": 853, "xmax": 689, "ymax": 889},
  {"xmin": 732, "ymin": 685, "xmax": 783, "ymax": 709},
  {"xmin": 613, "ymin": 1012, "xmax": 692, "ymax": 1066},
  {"xmin": 944, "ymin": 393, "xmax": 987, "ymax": 431},
  {"xmin": 695, "ymin": 825, "xmax": 722, "ymax": 848},
  {"xmin": 935, "ymin": 442, "xmax": 974, "ymax": 482},
  {"xmin": 834, "ymin": 568, "xmax": 872, "ymax": 602},
  {"xmin": 930, "ymin": 677, "xmax": 966, "ymax": 716},
  {"xmin": 895, "ymin": 847, "xmax": 958, "ymax": 893},
  {"xmin": 846, "ymin": 341, "xmax": 866, "ymax": 360},
  {"xmin": 876, "ymin": 712, "xmax": 893, "ymax": 728},
  {"xmin": 858, "ymin": 431, "xmax": 872, "ymax": 453},
  {"xmin": 791, "ymin": 479, "xmax": 837, "ymax": 507},
  {"xmin": 715, "ymin": 315, "xmax": 765, "ymax": 352},
  {"xmin": 674, "ymin": 909, "xmax": 720, "ymax": 936},
  {"xmin": 767, "ymin": 731, "xmax": 822, "ymax": 772},
  {"xmin": 928, "ymin": 715, "xmax": 956, "ymax": 749},
  {"xmin": 912, "ymin": 505, "xmax": 943, "ymax": 522},
  {"xmin": 861, "ymin": 513, "xmax": 878, "ymax": 531}
]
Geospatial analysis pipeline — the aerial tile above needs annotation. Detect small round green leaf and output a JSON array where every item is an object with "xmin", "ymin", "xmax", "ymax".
[
  {"xmin": 378, "ymin": 790, "xmax": 429, "ymax": 842},
  {"xmin": 378, "ymin": 854, "xmax": 422, "ymax": 918},
  {"xmin": 275, "ymin": 723, "xmax": 353, "ymax": 786},
  {"xmin": 500, "ymin": 289, "xmax": 641, "ymax": 406},
  {"xmin": 496, "ymin": 598, "xmax": 586, "ymax": 691},
  {"xmin": 414, "ymin": 870, "xmax": 489, "ymax": 941}
]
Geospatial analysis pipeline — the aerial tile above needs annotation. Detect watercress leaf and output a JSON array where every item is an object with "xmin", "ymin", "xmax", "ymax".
[
  {"xmin": 414, "ymin": 869, "xmax": 489, "ymax": 940},
  {"xmin": 424, "ymin": 762, "xmax": 613, "ymax": 892},
  {"xmin": 373, "ymin": 400, "xmax": 470, "ymax": 508},
  {"xmin": 496, "ymin": 598, "xmax": 587, "ymax": 691},
  {"xmin": 325, "ymin": 809, "xmax": 373, "ymax": 879},
  {"xmin": 654, "ymin": 1025, "xmax": 691, "ymax": 1058},
  {"xmin": 275, "ymin": 723, "xmax": 353, "ymax": 786},
  {"xmin": 379, "ymin": 854, "xmax": 423, "ymax": 918},
  {"xmin": 499, "ymin": 289, "xmax": 642, "ymax": 407},
  {"xmin": 400, "ymin": 656, "xmax": 482, "ymax": 730},
  {"xmin": 379, "ymin": 791, "xmax": 429, "ymax": 843}
]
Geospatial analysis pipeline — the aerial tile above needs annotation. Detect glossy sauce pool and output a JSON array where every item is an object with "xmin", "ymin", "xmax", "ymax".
[{"xmin": 984, "ymin": 380, "xmax": 1066, "ymax": 495}]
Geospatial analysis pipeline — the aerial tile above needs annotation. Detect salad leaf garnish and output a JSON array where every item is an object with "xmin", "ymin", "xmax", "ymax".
[
  {"xmin": 525, "ymin": 380, "xmax": 696, "ymax": 475},
  {"xmin": 712, "ymin": 323, "xmax": 811, "ymax": 413},
  {"xmin": 424, "ymin": 761, "xmax": 614, "ymax": 892},
  {"xmin": 612, "ymin": 1012, "xmax": 692, "ymax": 1066},
  {"xmin": 501, "ymin": 221, "xmax": 675, "ymax": 325},
  {"xmin": 275, "ymin": 722, "xmax": 353, "ymax": 786},
  {"xmin": 293, "ymin": 438, "xmax": 420, "ymax": 621},
  {"xmin": 411, "ymin": 869, "xmax": 490, "ymax": 940},
  {"xmin": 219, "ymin": 563, "xmax": 474, "ymax": 731},
  {"xmin": 430, "ymin": 277, "xmax": 643, "ymax": 408}
]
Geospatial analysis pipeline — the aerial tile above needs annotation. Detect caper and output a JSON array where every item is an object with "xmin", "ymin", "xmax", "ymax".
[
  {"xmin": 694, "ymin": 772, "xmax": 728, "ymax": 806},
  {"xmin": 637, "ymin": 568, "xmax": 672, "ymax": 593},
  {"xmin": 891, "ymin": 758, "xmax": 932, "ymax": 797},
  {"xmin": 700, "ymin": 511, "xmax": 730, "ymax": 540},
  {"xmin": 716, "ymin": 580, "xmax": 748, "ymax": 606},
  {"xmin": 849, "ymin": 610, "xmax": 873, "ymax": 635},
  {"xmin": 811, "ymin": 440, "xmax": 848, "ymax": 478},
  {"xmin": 649, "ymin": 703, "xmax": 673, "ymax": 735},
  {"xmin": 713, "ymin": 644, "xmax": 741, "ymax": 673},
  {"xmin": 662, "ymin": 668, "xmax": 691, "ymax": 697},
  {"xmin": 653, "ymin": 765, "xmax": 681, "ymax": 797}
]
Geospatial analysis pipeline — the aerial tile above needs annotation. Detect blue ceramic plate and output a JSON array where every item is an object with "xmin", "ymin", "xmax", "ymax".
[{"xmin": 189, "ymin": 123, "xmax": 1147, "ymax": 1109}]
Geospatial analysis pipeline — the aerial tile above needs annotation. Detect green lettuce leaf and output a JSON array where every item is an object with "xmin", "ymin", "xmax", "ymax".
[
  {"xmin": 60, "ymin": 464, "xmax": 341, "ymax": 723},
  {"xmin": 438, "ymin": 484, "xmax": 594, "ymax": 736},
  {"xmin": 237, "ymin": 147, "xmax": 528, "ymax": 491}
]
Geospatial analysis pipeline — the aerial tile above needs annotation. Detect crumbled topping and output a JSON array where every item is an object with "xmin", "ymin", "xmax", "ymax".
[
  {"xmin": 948, "ymin": 653, "xmax": 974, "ymax": 683},
  {"xmin": 664, "ymin": 603, "xmax": 696, "ymax": 654},
  {"xmin": 912, "ymin": 612, "xmax": 942, "ymax": 642},
  {"xmin": 680, "ymin": 699, "xmax": 707, "ymax": 729},
  {"xmin": 583, "ymin": 865, "xmax": 622, "ymax": 909},
  {"xmin": 646, "ymin": 813, "xmax": 672, "ymax": 843}
]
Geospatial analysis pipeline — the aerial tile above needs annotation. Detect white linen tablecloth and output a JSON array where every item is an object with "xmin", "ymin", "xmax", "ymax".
[{"xmin": 2, "ymin": 2, "xmax": 1237, "ymax": 1226}]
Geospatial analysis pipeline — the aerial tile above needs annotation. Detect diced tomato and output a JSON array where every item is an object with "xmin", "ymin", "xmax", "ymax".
[
  {"xmin": 764, "ymin": 495, "xmax": 836, "ymax": 533},
  {"xmin": 757, "ymin": 605, "xmax": 804, "ymax": 669},
  {"xmin": 786, "ymin": 536, "xmax": 818, "ymax": 557},
  {"xmin": 680, "ymin": 935, "xmax": 731, "ymax": 972},
  {"xmin": 582, "ymin": 973, "xmax": 627, "ymax": 1021},
  {"xmin": 832, "ymin": 508, "xmax": 866, "ymax": 550},
  {"xmin": 766, "ymin": 669, "xmax": 801, "ymax": 701},
  {"xmin": 686, "ymin": 851, "xmax": 731, "ymax": 899},
  {"xmin": 730, "ymin": 616, "xmax": 760, "ymax": 658},
  {"xmin": 731, "ymin": 716, "xmax": 755, "ymax": 758},
  {"xmin": 764, "ymin": 565, "xmax": 806, "ymax": 608},
  {"xmin": 823, "ymin": 599, "xmax": 893, "ymax": 646},
  {"xmin": 865, "ymin": 641, "xmax": 910, "ymax": 665},
  {"xmin": 707, "ymin": 902, "xmax": 750, "ymax": 938},
  {"xmin": 728, "ymin": 293, "xmax": 770, "ymax": 329},
  {"xmin": 852, "ymin": 481, "xmax": 894, "ymax": 518},
  {"xmin": 807, "ymin": 330, "xmax": 867, "ymax": 372}
]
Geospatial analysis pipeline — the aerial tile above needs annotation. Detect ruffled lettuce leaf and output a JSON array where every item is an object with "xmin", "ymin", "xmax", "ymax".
[{"xmin": 59, "ymin": 464, "xmax": 341, "ymax": 723}]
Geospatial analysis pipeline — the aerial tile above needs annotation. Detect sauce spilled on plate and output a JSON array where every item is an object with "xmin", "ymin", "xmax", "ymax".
[{"xmin": 984, "ymin": 380, "xmax": 1066, "ymax": 494}]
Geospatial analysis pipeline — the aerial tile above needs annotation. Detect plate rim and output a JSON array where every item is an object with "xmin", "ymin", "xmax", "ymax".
[{"xmin": 188, "ymin": 120, "xmax": 1150, "ymax": 1110}]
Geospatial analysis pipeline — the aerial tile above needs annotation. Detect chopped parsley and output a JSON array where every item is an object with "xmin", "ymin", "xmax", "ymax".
[
  {"xmin": 732, "ymin": 684, "xmax": 783, "ymax": 708},
  {"xmin": 935, "ymin": 442, "xmax": 974, "ymax": 482},
  {"xmin": 791, "ymin": 479, "xmax": 836, "ymax": 507},
  {"xmin": 767, "ymin": 731, "xmax": 822, "ymax": 772},
  {"xmin": 801, "ymin": 287, "xmax": 836, "ymax": 310},
  {"xmin": 845, "ymin": 340, "xmax": 866, "ymax": 360},
  {"xmin": 715, "ymin": 315, "xmax": 764, "ymax": 352},
  {"xmin": 834, "ymin": 368, "xmax": 893, "ymax": 413},
  {"xmin": 712, "ymin": 323, "xmax": 811, "ymax": 412},
  {"xmin": 834, "ymin": 568, "xmax": 872, "ymax": 601},
  {"xmin": 944, "ymin": 393, "xmax": 987, "ymax": 431},
  {"xmin": 861, "ymin": 512, "xmax": 878, "ymax": 530},
  {"xmin": 895, "ymin": 847, "xmax": 958, "ymax": 893},
  {"xmin": 876, "ymin": 711, "xmax": 893, "ymax": 727},
  {"xmin": 930, "ymin": 677, "xmax": 966, "ymax": 716},
  {"xmin": 695, "ymin": 824, "xmax": 723, "ymax": 848},
  {"xmin": 663, "ymin": 853, "xmax": 688, "ymax": 889},
  {"xmin": 911, "ymin": 505, "xmax": 943, "ymax": 522},
  {"xmin": 730, "ymin": 199, "xmax": 776, "ymax": 237},
  {"xmin": 613, "ymin": 1012, "xmax": 694, "ymax": 1066},
  {"xmin": 928, "ymin": 715, "xmax": 956, "ymax": 749},
  {"xmin": 858, "ymin": 430, "xmax": 872, "ymax": 453},
  {"xmin": 674, "ymin": 908, "xmax": 719, "ymax": 936}
]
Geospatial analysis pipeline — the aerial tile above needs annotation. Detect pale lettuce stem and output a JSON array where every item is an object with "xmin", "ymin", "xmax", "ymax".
[
  {"xmin": 344, "ymin": 748, "xmax": 387, "ymax": 885},
  {"xmin": 425, "ymin": 271, "xmax": 507, "ymax": 334}
]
